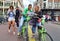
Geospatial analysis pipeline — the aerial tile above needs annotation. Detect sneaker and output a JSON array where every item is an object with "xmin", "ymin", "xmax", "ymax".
[
  {"xmin": 32, "ymin": 33, "xmax": 35, "ymax": 38},
  {"xmin": 8, "ymin": 30, "xmax": 10, "ymax": 33},
  {"xmin": 17, "ymin": 32, "xmax": 20, "ymax": 36},
  {"xmin": 33, "ymin": 33, "xmax": 35, "ymax": 35},
  {"xmin": 13, "ymin": 32, "xmax": 15, "ymax": 35}
]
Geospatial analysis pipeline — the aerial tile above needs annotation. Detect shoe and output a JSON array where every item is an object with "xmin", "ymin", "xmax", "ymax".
[
  {"xmin": 33, "ymin": 33, "xmax": 35, "ymax": 35},
  {"xmin": 8, "ymin": 30, "xmax": 10, "ymax": 33},
  {"xmin": 13, "ymin": 32, "xmax": 15, "ymax": 35},
  {"xmin": 17, "ymin": 32, "xmax": 20, "ymax": 36},
  {"xmin": 32, "ymin": 33, "xmax": 35, "ymax": 38}
]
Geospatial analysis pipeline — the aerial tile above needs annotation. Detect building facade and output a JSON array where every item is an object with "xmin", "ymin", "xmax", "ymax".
[
  {"xmin": 0, "ymin": 0, "xmax": 23, "ymax": 16},
  {"xmin": 33, "ymin": 0, "xmax": 60, "ymax": 21},
  {"xmin": 35, "ymin": 0, "xmax": 60, "ymax": 9}
]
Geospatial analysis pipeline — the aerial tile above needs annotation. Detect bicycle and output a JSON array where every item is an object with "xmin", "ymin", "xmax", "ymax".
[
  {"xmin": 18, "ymin": 13, "xmax": 34, "ymax": 41},
  {"xmin": 29, "ymin": 14, "xmax": 53, "ymax": 41},
  {"xmin": 37, "ymin": 17, "xmax": 53, "ymax": 41},
  {"xmin": 18, "ymin": 12, "xmax": 53, "ymax": 41},
  {"xmin": 0, "ymin": 16, "xmax": 8, "ymax": 25}
]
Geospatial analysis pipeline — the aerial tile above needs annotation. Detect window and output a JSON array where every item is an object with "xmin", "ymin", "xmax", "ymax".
[
  {"xmin": 0, "ymin": 1, "xmax": 3, "ymax": 6},
  {"xmin": 59, "ymin": 3, "xmax": 60, "ymax": 8},
  {"xmin": 43, "ymin": 3, "xmax": 46, "ymax": 9},
  {"xmin": 48, "ymin": 2, "xmax": 52, "ymax": 9},
  {"xmin": 0, "ymin": 9, "xmax": 3, "ymax": 15},
  {"xmin": 54, "ymin": 2, "xmax": 58, "ymax": 9},
  {"xmin": 10, "ymin": 2, "xmax": 13, "ymax": 5},
  {"xmin": 43, "ymin": 0, "xmax": 46, "ymax": 1},
  {"xmin": 4, "ymin": 9, "xmax": 8, "ymax": 15},
  {"xmin": 14, "ymin": 2, "xmax": 18, "ymax": 6},
  {"xmin": 37, "ymin": 0, "xmax": 38, "ymax": 1},
  {"xmin": 4, "ymin": 2, "xmax": 10, "ymax": 6}
]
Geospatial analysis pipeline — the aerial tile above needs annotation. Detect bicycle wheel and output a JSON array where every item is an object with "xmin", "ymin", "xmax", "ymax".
[{"xmin": 38, "ymin": 31, "xmax": 53, "ymax": 41}]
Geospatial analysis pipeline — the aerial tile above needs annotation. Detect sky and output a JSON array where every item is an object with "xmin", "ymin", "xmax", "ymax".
[{"xmin": 23, "ymin": 0, "xmax": 36, "ymax": 8}]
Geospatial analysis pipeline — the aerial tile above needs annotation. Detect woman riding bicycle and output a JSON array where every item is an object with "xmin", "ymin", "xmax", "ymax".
[{"xmin": 31, "ymin": 5, "xmax": 43, "ymax": 34}]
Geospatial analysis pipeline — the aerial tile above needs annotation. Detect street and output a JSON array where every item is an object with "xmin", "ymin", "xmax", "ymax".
[
  {"xmin": 0, "ymin": 23, "xmax": 23, "ymax": 41},
  {"xmin": 0, "ymin": 22, "xmax": 60, "ymax": 41},
  {"xmin": 44, "ymin": 22, "xmax": 60, "ymax": 41}
]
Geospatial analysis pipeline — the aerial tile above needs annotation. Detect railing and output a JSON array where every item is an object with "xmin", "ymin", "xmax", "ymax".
[
  {"xmin": 4, "ymin": 3, "xmax": 10, "ymax": 6},
  {"xmin": 0, "ymin": 4, "xmax": 3, "ymax": 6},
  {"xmin": 0, "ymin": 6, "xmax": 9, "ymax": 8}
]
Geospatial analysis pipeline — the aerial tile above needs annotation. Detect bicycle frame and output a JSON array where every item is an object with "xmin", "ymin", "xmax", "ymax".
[
  {"xmin": 38, "ymin": 19, "xmax": 53, "ymax": 41},
  {"xmin": 38, "ymin": 26, "xmax": 47, "ymax": 41},
  {"xmin": 21, "ymin": 16, "xmax": 30, "ymax": 35},
  {"xmin": 19, "ymin": 16, "xmax": 31, "ymax": 41},
  {"xmin": 38, "ymin": 17, "xmax": 47, "ymax": 41}
]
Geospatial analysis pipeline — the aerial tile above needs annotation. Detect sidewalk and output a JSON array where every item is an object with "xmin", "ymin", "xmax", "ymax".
[{"xmin": 0, "ymin": 24, "xmax": 23, "ymax": 41}]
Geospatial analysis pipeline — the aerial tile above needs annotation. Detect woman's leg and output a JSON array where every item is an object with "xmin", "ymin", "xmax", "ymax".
[
  {"xmin": 8, "ymin": 21, "xmax": 11, "ymax": 32},
  {"xmin": 32, "ymin": 25, "xmax": 36, "ymax": 33},
  {"xmin": 12, "ymin": 20, "xmax": 16, "ymax": 35}
]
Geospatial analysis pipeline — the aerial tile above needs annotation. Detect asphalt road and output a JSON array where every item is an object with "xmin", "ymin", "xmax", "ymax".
[
  {"xmin": 44, "ymin": 22, "xmax": 60, "ymax": 41},
  {"xmin": 0, "ymin": 22, "xmax": 60, "ymax": 41},
  {"xmin": 0, "ymin": 24, "xmax": 23, "ymax": 41}
]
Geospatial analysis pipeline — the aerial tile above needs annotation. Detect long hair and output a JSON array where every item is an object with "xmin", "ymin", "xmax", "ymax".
[{"xmin": 9, "ymin": 5, "xmax": 14, "ymax": 10}]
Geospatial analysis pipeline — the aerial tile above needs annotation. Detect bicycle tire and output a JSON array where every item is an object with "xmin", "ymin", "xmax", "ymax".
[
  {"xmin": 44, "ymin": 32, "xmax": 53, "ymax": 41},
  {"xmin": 38, "ymin": 32, "xmax": 53, "ymax": 41}
]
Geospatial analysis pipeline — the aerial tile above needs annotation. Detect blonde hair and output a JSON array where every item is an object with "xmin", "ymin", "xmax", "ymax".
[{"xmin": 34, "ymin": 5, "xmax": 41, "ymax": 12}]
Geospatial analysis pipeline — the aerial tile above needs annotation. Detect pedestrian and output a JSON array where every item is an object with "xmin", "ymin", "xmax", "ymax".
[
  {"xmin": 50, "ymin": 10, "xmax": 55, "ymax": 21},
  {"xmin": 45, "ymin": 13, "xmax": 48, "ymax": 22},
  {"xmin": 7, "ymin": 5, "xmax": 16, "ymax": 35},
  {"xmin": 15, "ymin": 6, "xmax": 21, "ymax": 28}
]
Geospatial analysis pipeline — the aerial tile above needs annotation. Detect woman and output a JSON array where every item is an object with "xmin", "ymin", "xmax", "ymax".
[
  {"xmin": 7, "ymin": 5, "xmax": 16, "ymax": 35},
  {"xmin": 31, "ymin": 5, "xmax": 43, "ymax": 34}
]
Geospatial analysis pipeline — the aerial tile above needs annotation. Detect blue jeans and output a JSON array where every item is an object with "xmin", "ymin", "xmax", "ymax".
[
  {"xmin": 18, "ymin": 16, "xmax": 26, "ymax": 33},
  {"xmin": 32, "ymin": 22, "xmax": 42, "ymax": 33}
]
